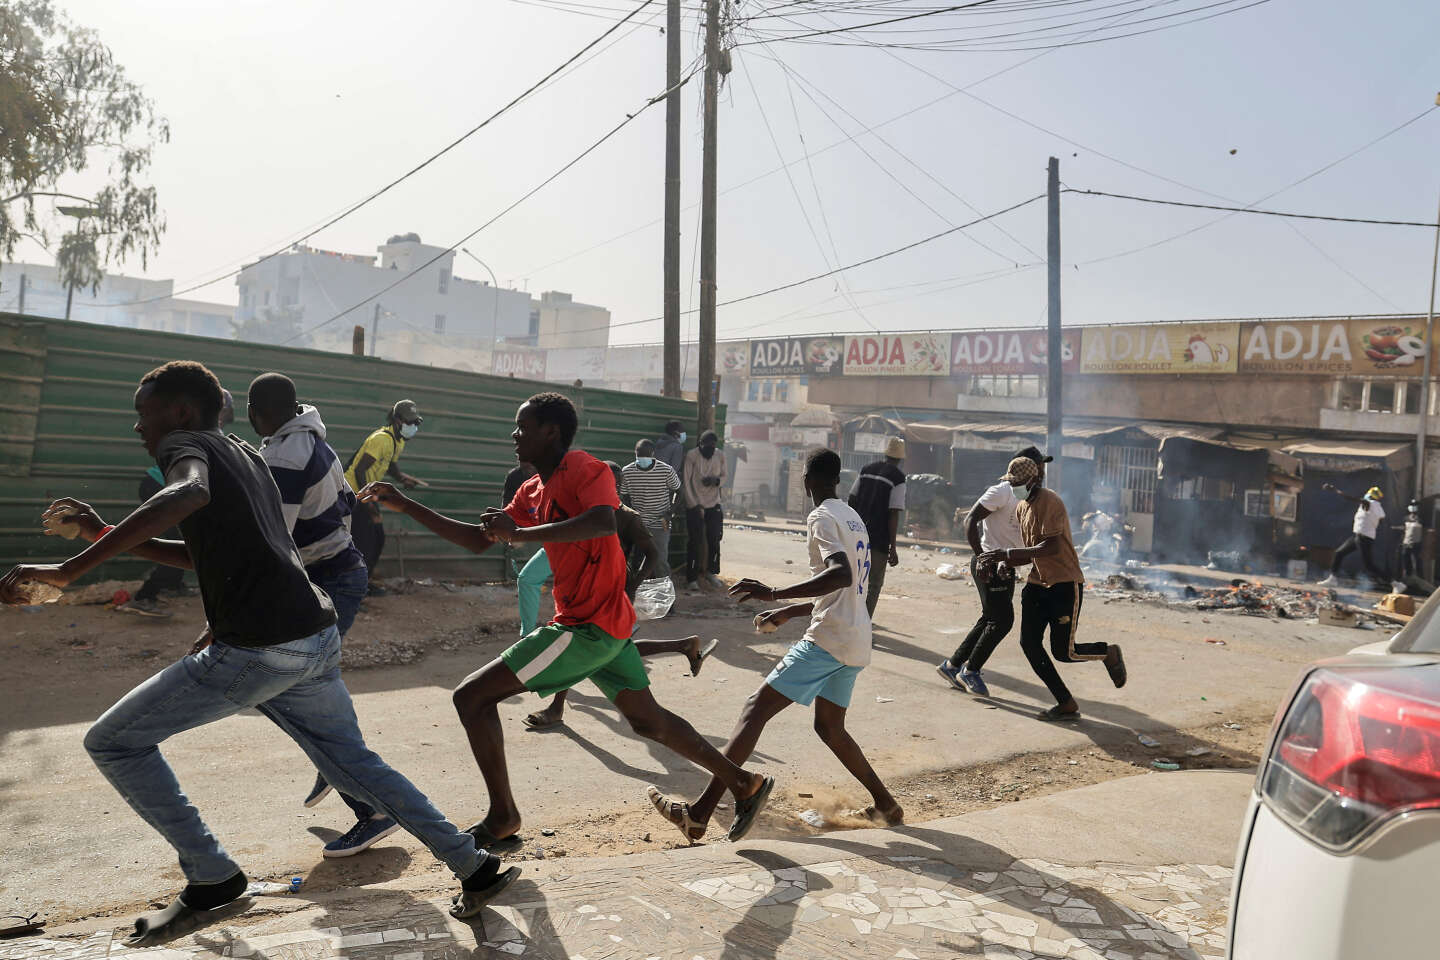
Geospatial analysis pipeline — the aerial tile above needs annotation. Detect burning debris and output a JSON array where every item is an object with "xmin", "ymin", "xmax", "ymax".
[{"xmin": 1091, "ymin": 571, "xmax": 1393, "ymax": 626}]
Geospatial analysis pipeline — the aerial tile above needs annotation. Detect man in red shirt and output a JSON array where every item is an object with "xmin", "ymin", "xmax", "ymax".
[{"xmin": 360, "ymin": 393, "xmax": 775, "ymax": 849}]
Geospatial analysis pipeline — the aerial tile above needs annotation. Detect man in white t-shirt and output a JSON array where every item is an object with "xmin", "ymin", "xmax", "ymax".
[
  {"xmin": 1317, "ymin": 484, "xmax": 1403, "ymax": 592},
  {"xmin": 937, "ymin": 445, "xmax": 1052, "ymax": 696},
  {"xmin": 645, "ymin": 448, "xmax": 902, "ymax": 843}
]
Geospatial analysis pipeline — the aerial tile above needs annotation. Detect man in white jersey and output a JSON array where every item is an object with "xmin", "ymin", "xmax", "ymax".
[
  {"xmin": 645, "ymin": 448, "xmax": 902, "ymax": 842},
  {"xmin": 937, "ymin": 445, "xmax": 1051, "ymax": 697},
  {"xmin": 1317, "ymin": 484, "xmax": 1404, "ymax": 593}
]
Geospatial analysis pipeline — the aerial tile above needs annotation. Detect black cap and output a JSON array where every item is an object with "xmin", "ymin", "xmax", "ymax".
[{"xmin": 1017, "ymin": 444, "xmax": 1054, "ymax": 464}]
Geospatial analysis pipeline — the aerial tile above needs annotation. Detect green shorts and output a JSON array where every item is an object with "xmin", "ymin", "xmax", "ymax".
[{"xmin": 500, "ymin": 622, "xmax": 650, "ymax": 701}]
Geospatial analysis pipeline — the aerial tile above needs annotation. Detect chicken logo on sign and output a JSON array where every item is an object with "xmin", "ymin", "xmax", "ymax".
[{"xmin": 1183, "ymin": 333, "xmax": 1231, "ymax": 366}]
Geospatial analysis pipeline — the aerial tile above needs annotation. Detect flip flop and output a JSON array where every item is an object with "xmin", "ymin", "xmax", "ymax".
[
  {"xmin": 726, "ymin": 775, "xmax": 776, "ymax": 843},
  {"xmin": 1036, "ymin": 705, "xmax": 1082, "ymax": 723},
  {"xmin": 450, "ymin": 866, "xmax": 521, "ymax": 920},
  {"xmin": 1105, "ymin": 645, "xmax": 1128, "ymax": 689},
  {"xmin": 522, "ymin": 712, "xmax": 563, "ymax": 730},
  {"xmin": 689, "ymin": 638, "xmax": 720, "ymax": 677},
  {"xmin": 464, "ymin": 821, "xmax": 524, "ymax": 853},
  {"xmin": 646, "ymin": 784, "xmax": 707, "ymax": 843},
  {"xmin": 0, "ymin": 913, "xmax": 44, "ymax": 938}
]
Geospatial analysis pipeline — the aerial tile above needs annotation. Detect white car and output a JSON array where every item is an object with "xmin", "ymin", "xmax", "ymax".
[{"xmin": 1227, "ymin": 593, "xmax": 1440, "ymax": 958}]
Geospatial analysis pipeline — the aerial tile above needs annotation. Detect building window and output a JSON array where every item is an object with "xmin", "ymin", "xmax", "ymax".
[
  {"xmin": 1369, "ymin": 380, "xmax": 1396, "ymax": 413},
  {"xmin": 747, "ymin": 381, "xmax": 760, "ymax": 402},
  {"xmin": 438, "ymin": 268, "xmax": 450, "ymax": 294},
  {"xmin": 776, "ymin": 380, "xmax": 790, "ymax": 402},
  {"xmin": 434, "ymin": 314, "xmax": 446, "ymax": 333},
  {"xmin": 1404, "ymin": 382, "xmax": 1421, "ymax": 415},
  {"xmin": 762, "ymin": 381, "xmax": 774, "ymax": 401},
  {"xmin": 965, "ymin": 374, "xmax": 1046, "ymax": 398}
]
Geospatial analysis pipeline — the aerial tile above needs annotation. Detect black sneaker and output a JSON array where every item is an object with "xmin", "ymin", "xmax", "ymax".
[{"xmin": 366, "ymin": 583, "xmax": 388, "ymax": 597}]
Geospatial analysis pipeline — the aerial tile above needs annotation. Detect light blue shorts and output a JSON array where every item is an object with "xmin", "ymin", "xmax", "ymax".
[{"xmin": 765, "ymin": 639, "xmax": 862, "ymax": 708}]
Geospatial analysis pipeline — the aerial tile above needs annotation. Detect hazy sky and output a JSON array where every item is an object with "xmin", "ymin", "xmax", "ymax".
[{"xmin": 13, "ymin": 0, "xmax": 1440, "ymax": 345}]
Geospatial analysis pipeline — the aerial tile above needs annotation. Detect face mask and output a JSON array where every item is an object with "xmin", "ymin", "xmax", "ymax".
[
  {"xmin": 677, "ymin": 432, "xmax": 687, "ymax": 443},
  {"xmin": 636, "ymin": 457, "xmax": 655, "ymax": 469},
  {"xmin": 1010, "ymin": 484, "xmax": 1030, "ymax": 501},
  {"xmin": 400, "ymin": 423, "xmax": 419, "ymax": 440}
]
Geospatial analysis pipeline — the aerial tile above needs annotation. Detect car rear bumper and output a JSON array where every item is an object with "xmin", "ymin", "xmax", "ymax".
[{"xmin": 1229, "ymin": 794, "xmax": 1440, "ymax": 959}]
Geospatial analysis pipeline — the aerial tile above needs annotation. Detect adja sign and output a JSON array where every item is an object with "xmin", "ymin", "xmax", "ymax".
[
  {"xmin": 949, "ymin": 329, "xmax": 1079, "ymax": 376},
  {"xmin": 843, "ymin": 333, "xmax": 951, "ymax": 377},
  {"xmin": 748, "ymin": 337, "xmax": 845, "ymax": 377}
]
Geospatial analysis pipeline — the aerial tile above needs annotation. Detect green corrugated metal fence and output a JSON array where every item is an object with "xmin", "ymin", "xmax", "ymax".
[{"xmin": 0, "ymin": 314, "xmax": 722, "ymax": 583}]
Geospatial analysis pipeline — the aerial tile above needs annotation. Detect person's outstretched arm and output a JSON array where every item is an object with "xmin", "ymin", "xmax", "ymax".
[
  {"xmin": 1, "ymin": 457, "xmax": 208, "ymax": 598},
  {"xmin": 359, "ymin": 481, "xmax": 496, "ymax": 553}
]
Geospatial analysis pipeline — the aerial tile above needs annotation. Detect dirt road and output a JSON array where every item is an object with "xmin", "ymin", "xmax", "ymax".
[{"xmin": 0, "ymin": 526, "xmax": 1367, "ymax": 927}]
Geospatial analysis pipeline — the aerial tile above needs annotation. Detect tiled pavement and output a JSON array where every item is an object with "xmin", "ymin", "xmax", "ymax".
[
  {"xmin": 2, "ymin": 851, "xmax": 1229, "ymax": 960},
  {"xmin": 3, "ymin": 771, "xmax": 1249, "ymax": 960}
]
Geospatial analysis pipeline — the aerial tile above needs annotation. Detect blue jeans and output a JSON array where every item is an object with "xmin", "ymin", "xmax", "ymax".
[
  {"xmin": 84, "ymin": 625, "xmax": 486, "ymax": 884},
  {"xmin": 517, "ymin": 548, "xmax": 552, "ymax": 637},
  {"xmin": 309, "ymin": 563, "xmax": 376, "ymax": 820}
]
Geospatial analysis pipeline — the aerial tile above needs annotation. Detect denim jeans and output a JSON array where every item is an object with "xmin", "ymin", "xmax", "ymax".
[
  {"xmin": 516, "ymin": 548, "xmax": 552, "ymax": 637},
  {"xmin": 84, "ymin": 624, "xmax": 485, "ymax": 884},
  {"xmin": 308, "ymin": 562, "xmax": 376, "ymax": 820},
  {"xmin": 647, "ymin": 521, "xmax": 671, "ymax": 578}
]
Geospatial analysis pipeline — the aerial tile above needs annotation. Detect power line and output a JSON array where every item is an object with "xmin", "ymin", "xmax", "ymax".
[
  {"xmin": 101, "ymin": 0, "xmax": 661, "ymax": 309},
  {"xmin": 281, "ymin": 65, "xmax": 702, "ymax": 346},
  {"xmin": 578, "ymin": 191, "xmax": 1047, "ymax": 336},
  {"xmin": 1066, "ymin": 189, "xmax": 1440, "ymax": 228}
]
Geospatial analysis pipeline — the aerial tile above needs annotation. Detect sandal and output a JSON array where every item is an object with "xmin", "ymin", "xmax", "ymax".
[
  {"xmin": 726, "ymin": 775, "xmax": 776, "ymax": 843},
  {"xmin": 1036, "ymin": 705, "xmax": 1082, "ymax": 723},
  {"xmin": 689, "ymin": 638, "xmax": 720, "ymax": 677},
  {"xmin": 522, "ymin": 711, "xmax": 562, "ymax": 730},
  {"xmin": 646, "ymin": 785, "xmax": 706, "ymax": 842},
  {"xmin": 450, "ymin": 866, "xmax": 520, "ymax": 920},
  {"xmin": 464, "ymin": 820, "xmax": 524, "ymax": 853}
]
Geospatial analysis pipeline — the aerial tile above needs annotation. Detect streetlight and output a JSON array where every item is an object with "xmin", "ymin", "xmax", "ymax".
[
  {"xmin": 56, "ymin": 203, "xmax": 101, "ymax": 321},
  {"xmin": 1413, "ymin": 91, "xmax": 1440, "ymax": 502},
  {"xmin": 460, "ymin": 248, "xmax": 501, "ymax": 343}
]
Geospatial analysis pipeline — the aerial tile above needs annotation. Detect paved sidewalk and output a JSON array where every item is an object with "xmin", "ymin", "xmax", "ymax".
[{"xmin": 5, "ymin": 770, "xmax": 1250, "ymax": 960}]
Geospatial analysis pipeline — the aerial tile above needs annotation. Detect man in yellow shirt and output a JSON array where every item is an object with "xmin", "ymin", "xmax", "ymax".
[{"xmin": 346, "ymin": 399, "xmax": 425, "ymax": 595}]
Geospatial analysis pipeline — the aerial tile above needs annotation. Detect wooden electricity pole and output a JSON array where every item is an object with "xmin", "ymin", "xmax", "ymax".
[
  {"xmin": 696, "ymin": 0, "xmax": 720, "ymax": 431},
  {"xmin": 1046, "ymin": 156, "xmax": 1064, "ymax": 496},
  {"xmin": 661, "ymin": 0, "xmax": 682, "ymax": 398}
]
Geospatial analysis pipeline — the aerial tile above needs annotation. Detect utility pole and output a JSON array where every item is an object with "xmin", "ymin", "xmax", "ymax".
[
  {"xmin": 696, "ymin": 0, "xmax": 721, "ymax": 431},
  {"xmin": 17, "ymin": 273, "xmax": 25, "ymax": 315},
  {"xmin": 64, "ymin": 279, "xmax": 74, "ymax": 321},
  {"xmin": 370, "ymin": 302, "xmax": 381, "ymax": 357},
  {"xmin": 661, "ymin": 0, "xmax": 682, "ymax": 398},
  {"xmin": 1414, "ymin": 181, "xmax": 1440, "ymax": 502},
  {"xmin": 1046, "ymin": 157, "xmax": 1064, "ymax": 497}
]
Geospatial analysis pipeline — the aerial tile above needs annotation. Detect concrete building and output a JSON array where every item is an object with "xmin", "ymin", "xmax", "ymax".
[
  {"xmin": 534, "ymin": 290, "xmax": 610, "ymax": 349},
  {"xmin": 235, "ymin": 234, "xmax": 535, "ymax": 350},
  {"xmin": 0, "ymin": 262, "xmax": 233, "ymax": 338},
  {"xmin": 234, "ymin": 235, "xmax": 613, "ymax": 357}
]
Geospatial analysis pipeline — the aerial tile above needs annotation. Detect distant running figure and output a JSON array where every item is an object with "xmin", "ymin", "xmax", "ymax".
[{"xmin": 1317, "ymin": 484, "xmax": 1403, "ymax": 593}]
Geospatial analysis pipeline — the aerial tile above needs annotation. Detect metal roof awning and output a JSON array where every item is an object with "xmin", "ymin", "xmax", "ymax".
[{"xmin": 1280, "ymin": 439, "xmax": 1413, "ymax": 472}]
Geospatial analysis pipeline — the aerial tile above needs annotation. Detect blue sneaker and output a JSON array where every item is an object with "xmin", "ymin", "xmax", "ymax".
[
  {"xmin": 302, "ymin": 772, "xmax": 332, "ymax": 808},
  {"xmin": 935, "ymin": 659, "xmax": 965, "ymax": 691},
  {"xmin": 959, "ymin": 668, "xmax": 990, "ymax": 697},
  {"xmin": 323, "ymin": 816, "xmax": 400, "ymax": 858}
]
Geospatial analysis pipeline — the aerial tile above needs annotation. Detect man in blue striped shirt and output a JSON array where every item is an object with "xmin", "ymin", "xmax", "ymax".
[{"xmin": 247, "ymin": 373, "xmax": 396, "ymax": 859}]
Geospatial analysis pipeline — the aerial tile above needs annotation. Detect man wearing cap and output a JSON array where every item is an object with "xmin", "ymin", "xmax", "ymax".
[
  {"xmin": 937, "ymin": 445, "xmax": 1050, "ymax": 697},
  {"xmin": 346, "ymin": 400, "xmax": 426, "ymax": 596},
  {"xmin": 847, "ymin": 437, "xmax": 907, "ymax": 618},
  {"xmin": 978, "ymin": 455, "xmax": 1127, "ymax": 722},
  {"xmin": 1317, "ymin": 483, "xmax": 1403, "ymax": 592}
]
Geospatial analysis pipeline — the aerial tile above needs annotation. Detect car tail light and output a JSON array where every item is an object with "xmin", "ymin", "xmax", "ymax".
[{"xmin": 1260, "ymin": 663, "xmax": 1440, "ymax": 850}]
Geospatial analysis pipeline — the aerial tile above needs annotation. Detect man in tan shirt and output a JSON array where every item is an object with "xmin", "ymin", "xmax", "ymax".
[
  {"xmin": 683, "ymin": 430, "xmax": 726, "ymax": 592},
  {"xmin": 977, "ymin": 455, "xmax": 1127, "ymax": 722}
]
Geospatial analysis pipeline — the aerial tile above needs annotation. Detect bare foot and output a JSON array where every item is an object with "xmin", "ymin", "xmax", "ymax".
[
  {"xmin": 850, "ymin": 802, "xmax": 904, "ymax": 826},
  {"xmin": 464, "ymin": 813, "xmax": 524, "ymax": 850}
]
